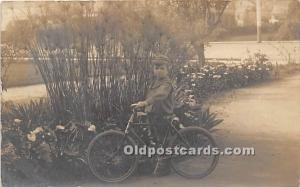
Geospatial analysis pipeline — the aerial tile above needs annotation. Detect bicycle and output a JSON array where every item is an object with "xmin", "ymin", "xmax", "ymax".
[{"xmin": 87, "ymin": 104, "xmax": 219, "ymax": 182}]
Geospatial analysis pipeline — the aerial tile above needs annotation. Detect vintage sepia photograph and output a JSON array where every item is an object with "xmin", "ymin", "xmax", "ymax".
[{"xmin": 1, "ymin": 0, "xmax": 299, "ymax": 186}]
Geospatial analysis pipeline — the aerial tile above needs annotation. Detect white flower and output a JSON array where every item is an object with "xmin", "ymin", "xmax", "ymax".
[
  {"xmin": 56, "ymin": 125, "xmax": 65, "ymax": 130},
  {"xmin": 258, "ymin": 68, "xmax": 262, "ymax": 70},
  {"xmin": 27, "ymin": 133, "xmax": 36, "ymax": 142},
  {"xmin": 188, "ymin": 94, "xmax": 195, "ymax": 99},
  {"xmin": 244, "ymin": 75, "xmax": 249, "ymax": 79},
  {"xmin": 184, "ymin": 112, "xmax": 192, "ymax": 117},
  {"xmin": 187, "ymin": 74, "xmax": 190, "ymax": 77},
  {"xmin": 184, "ymin": 65, "xmax": 188, "ymax": 68},
  {"xmin": 88, "ymin": 125, "xmax": 96, "ymax": 132},
  {"xmin": 213, "ymin": 75, "xmax": 222, "ymax": 79},
  {"xmin": 32, "ymin": 127, "xmax": 43, "ymax": 134},
  {"xmin": 191, "ymin": 83, "xmax": 196, "ymax": 87},
  {"xmin": 224, "ymin": 72, "xmax": 228, "ymax": 75},
  {"xmin": 14, "ymin": 119, "xmax": 22, "ymax": 124},
  {"xmin": 266, "ymin": 68, "xmax": 270, "ymax": 71}
]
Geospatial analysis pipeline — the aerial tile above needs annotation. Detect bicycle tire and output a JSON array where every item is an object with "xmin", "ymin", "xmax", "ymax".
[
  {"xmin": 170, "ymin": 126, "xmax": 219, "ymax": 179},
  {"xmin": 87, "ymin": 130, "xmax": 139, "ymax": 182}
]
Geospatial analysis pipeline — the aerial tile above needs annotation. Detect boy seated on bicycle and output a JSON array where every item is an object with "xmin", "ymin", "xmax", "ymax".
[{"xmin": 133, "ymin": 54, "xmax": 174, "ymax": 176}]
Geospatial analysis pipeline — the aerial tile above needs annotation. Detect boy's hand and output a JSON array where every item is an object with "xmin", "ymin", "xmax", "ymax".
[{"xmin": 133, "ymin": 101, "xmax": 148, "ymax": 108}]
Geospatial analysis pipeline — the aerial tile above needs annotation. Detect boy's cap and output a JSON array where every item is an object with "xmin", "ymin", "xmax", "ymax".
[{"xmin": 152, "ymin": 54, "xmax": 170, "ymax": 66}]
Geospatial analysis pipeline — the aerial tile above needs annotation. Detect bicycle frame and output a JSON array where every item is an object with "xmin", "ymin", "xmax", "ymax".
[
  {"xmin": 105, "ymin": 108, "xmax": 193, "ymax": 164},
  {"xmin": 124, "ymin": 108, "xmax": 181, "ymax": 148}
]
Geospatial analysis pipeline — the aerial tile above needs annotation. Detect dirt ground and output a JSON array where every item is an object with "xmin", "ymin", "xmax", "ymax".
[
  {"xmin": 1, "ymin": 74, "xmax": 300, "ymax": 187},
  {"xmin": 70, "ymin": 74, "xmax": 300, "ymax": 187}
]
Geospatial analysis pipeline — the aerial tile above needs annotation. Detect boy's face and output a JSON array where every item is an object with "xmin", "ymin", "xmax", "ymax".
[{"xmin": 153, "ymin": 64, "xmax": 168, "ymax": 79}]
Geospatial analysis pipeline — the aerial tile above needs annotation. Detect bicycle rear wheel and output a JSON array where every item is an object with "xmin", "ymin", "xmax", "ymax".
[
  {"xmin": 87, "ymin": 130, "xmax": 138, "ymax": 182},
  {"xmin": 170, "ymin": 127, "xmax": 219, "ymax": 179}
]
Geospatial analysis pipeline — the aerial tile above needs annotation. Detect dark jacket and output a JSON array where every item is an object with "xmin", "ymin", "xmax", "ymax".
[{"xmin": 145, "ymin": 77, "xmax": 174, "ymax": 115}]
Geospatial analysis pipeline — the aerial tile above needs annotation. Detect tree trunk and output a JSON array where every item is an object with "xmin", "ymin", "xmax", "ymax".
[
  {"xmin": 194, "ymin": 43, "xmax": 205, "ymax": 67},
  {"xmin": 199, "ymin": 43, "xmax": 205, "ymax": 66}
]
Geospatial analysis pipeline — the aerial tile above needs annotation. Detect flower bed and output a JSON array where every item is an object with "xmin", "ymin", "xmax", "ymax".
[{"xmin": 178, "ymin": 54, "xmax": 273, "ymax": 102}]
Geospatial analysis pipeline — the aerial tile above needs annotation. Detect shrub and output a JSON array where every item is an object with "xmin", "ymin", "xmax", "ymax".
[{"xmin": 178, "ymin": 53, "xmax": 273, "ymax": 102}]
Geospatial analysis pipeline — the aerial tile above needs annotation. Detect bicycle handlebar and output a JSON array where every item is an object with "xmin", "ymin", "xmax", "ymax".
[
  {"xmin": 129, "ymin": 103, "xmax": 146, "ymax": 122},
  {"xmin": 130, "ymin": 103, "xmax": 145, "ymax": 112},
  {"xmin": 130, "ymin": 103, "xmax": 138, "ymax": 108}
]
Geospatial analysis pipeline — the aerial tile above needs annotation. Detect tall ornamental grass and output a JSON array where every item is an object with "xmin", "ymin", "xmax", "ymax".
[{"xmin": 29, "ymin": 2, "xmax": 189, "ymax": 125}]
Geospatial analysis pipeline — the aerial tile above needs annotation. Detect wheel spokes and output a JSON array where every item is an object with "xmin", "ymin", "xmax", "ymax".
[
  {"xmin": 88, "ymin": 133, "xmax": 137, "ymax": 181},
  {"xmin": 171, "ymin": 129, "xmax": 218, "ymax": 178}
]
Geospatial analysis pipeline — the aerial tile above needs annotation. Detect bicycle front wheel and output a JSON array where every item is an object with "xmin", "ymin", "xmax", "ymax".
[
  {"xmin": 170, "ymin": 127, "xmax": 219, "ymax": 179},
  {"xmin": 87, "ymin": 130, "xmax": 138, "ymax": 182}
]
